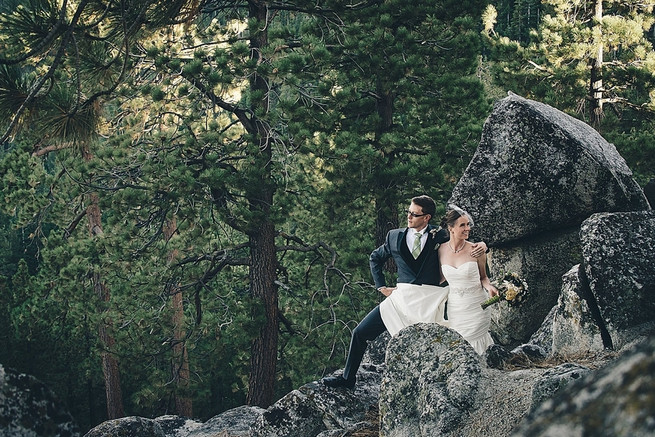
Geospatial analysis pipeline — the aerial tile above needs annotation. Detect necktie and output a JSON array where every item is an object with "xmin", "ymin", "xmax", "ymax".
[{"xmin": 412, "ymin": 232, "xmax": 422, "ymax": 259}]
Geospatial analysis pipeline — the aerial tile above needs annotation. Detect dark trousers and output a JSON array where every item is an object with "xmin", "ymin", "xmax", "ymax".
[{"xmin": 342, "ymin": 305, "xmax": 387, "ymax": 381}]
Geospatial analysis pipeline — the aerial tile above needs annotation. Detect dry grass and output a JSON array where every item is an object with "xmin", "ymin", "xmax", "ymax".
[
  {"xmin": 502, "ymin": 349, "xmax": 619, "ymax": 371},
  {"xmin": 346, "ymin": 405, "xmax": 379, "ymax": 437}
]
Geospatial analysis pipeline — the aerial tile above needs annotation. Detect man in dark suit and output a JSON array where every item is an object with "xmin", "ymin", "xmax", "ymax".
[{"xmin": 322, "ymin": 195, "xmax": 486, "ymax": 389}]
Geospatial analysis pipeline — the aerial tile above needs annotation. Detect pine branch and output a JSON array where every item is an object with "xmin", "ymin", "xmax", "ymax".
[
  {"xmin": 0, "ymin": 0, "xmax": 92, "ymax": 146},
  {"xmin": 0, "ymin": 0, "xmax": 69, "ymax": 65}
]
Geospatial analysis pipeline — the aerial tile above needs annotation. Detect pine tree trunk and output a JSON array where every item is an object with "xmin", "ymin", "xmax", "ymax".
[
  {"xmin": 83, "ymin": 144, "xmax": 124, "ymax": 419},
  {"xmin": 163, "ymin": 218, "xmax": 193, "ymax": 417},
  {"xmin": 171, "ymin": 290, "xmax": 193, "ymax": 416},
  {"xmin": 93, "ymin": 272, "xmax": 125, "ymax": 419},
  {"xmin": 244, "ymin": 1, "xmax": 279, "ymax": 408},
  {"xmin": 86, "ymin": 187, "xmax": 125, "ymax": 419},
  {"xmin": 246, "ymin": 220, "xmax": 279, "ymax": 407},
  {"xmin": 590, "ymin": 0, "xmax": 604, "ymax": 128},
  {"xmin": 374, "ymin": 87, "xmax": 399, "ymax": 272}
]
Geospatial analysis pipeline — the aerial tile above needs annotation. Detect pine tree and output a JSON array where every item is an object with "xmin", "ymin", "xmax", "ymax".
[
  {"xmin": 483, "ymin": 0, "xmax": 655, "ymax": 127},
  {"xmin": 0, "ymin": 0, "xmax": 204, "ymax": 420},
  {"xmin": 482, "ymin": 0, "xmax": 655, "ymax": 183},
  {"xmin": 310, "ymin": 0, "xmax": 490, "ymax": 248},
  {"xmin": 1, "ymin": 0, "xmax": 356, "ymax": 411}
]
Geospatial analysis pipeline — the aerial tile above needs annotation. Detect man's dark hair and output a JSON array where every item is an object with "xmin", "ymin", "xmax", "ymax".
[{"xmin": 411, "ymin": 195, "xmax": 436, "ymax": 219}]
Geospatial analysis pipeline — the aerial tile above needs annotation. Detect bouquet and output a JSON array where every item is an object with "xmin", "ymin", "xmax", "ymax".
[{"xmin": 481, "ymin": 272, "xmax": 528, "ymax": 310}]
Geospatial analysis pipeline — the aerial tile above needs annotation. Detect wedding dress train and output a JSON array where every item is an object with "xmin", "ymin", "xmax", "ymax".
[
  {"xmin": 379, "ymin": 283, "xmax": 450, "ymax": 336},
  {"xmin": 442, "ymin": 261, "xmax": 494, "ymax": 355}
]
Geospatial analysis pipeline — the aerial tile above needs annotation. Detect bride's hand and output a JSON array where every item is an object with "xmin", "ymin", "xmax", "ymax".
[{"xmin": 488, "ymin": 285, "xmax": 499, "ymax": 297}]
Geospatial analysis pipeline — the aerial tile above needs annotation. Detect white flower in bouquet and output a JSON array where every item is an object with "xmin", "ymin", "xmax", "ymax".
[{"xmin": 481, "ymin": 272, "xmax": 528, "ymax": 310}]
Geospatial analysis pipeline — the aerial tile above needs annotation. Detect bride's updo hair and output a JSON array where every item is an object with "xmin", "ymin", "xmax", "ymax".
[{"xmin": 440, "ymin": 206, "xmax": 473, "ymax": 229}]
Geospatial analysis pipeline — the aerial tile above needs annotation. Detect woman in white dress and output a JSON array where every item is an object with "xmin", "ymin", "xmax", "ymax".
[{"xmin": 438, "ymin": 207, "xmax": 498, "ymax": 354}]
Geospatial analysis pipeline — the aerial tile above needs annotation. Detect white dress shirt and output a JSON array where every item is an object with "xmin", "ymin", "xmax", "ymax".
[{"xmin": 406, "ymin": 226, "xmax": 429, "ymax": 253}]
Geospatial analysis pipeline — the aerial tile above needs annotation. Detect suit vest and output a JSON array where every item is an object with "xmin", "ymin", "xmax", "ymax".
[{"xmin": 400, "ymin": 231, "xmax": 430, "ymax": 274}]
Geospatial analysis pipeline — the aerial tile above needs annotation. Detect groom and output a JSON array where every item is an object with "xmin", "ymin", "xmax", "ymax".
[{"xmin": 322, "ymin": 195, "xmax": 486, "ymax": 389}]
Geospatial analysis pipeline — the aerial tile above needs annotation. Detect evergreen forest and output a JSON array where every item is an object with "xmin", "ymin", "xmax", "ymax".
[{"xmin": 0, "ymin": 0, "xmax": 653, "ymax": 432}]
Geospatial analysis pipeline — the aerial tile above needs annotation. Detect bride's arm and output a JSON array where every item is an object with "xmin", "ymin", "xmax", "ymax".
[{"xmin": 477, "ymin": 253, "xmax": 499, "ymax": 297}]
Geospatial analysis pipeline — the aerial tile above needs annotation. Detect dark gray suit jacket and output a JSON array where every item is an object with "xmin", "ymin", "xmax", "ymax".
[{"xmin": 369, "ymin": 225, "xmax": 449, "ymax": 289}]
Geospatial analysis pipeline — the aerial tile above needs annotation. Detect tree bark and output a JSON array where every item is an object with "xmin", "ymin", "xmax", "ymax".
[
  {"xmin": 590, "ymin": 0, "xmax": 604, "ymax": 128},
  {"xmin": 164, "ymin": 218, "xmax": 193, "ymax": 417},
  {"xmin": 84, "ymin": 172, "xmax": 124, "ymax": 418},
  {"xmin": 374, "ymin": 86, "xmax": 399, "ymax": 272},
  {"xmin": 92, "ymin": 271, "xmax": 125, "ymax": 419},
  {"xmin": 246, "ymin": 220, "xmax": 279, "ymax": 407},
  {"xmin": 171, "ymin": 290, "xmax": 192, "ymax": 416},
  {"xmin": 244, "ymin": 1, "xmax": 279, "ymax": 408}
]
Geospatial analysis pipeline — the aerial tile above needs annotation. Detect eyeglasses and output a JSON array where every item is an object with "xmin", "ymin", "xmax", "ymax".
[{"xmin": 406, "ymin": 209, "xmax": 428, "ymax": 218}]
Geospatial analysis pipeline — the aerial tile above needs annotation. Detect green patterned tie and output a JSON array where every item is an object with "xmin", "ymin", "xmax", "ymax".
[{"xmin": 411, "ymin": 232, "xmax": 422, "ymax": 259}]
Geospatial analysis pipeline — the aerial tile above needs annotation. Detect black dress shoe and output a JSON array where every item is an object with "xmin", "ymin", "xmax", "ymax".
[{"xmin": 322, "ymin": 375, "xmax": 355, "ymax": 389}]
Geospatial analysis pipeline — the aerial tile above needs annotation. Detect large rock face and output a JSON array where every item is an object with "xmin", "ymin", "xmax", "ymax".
[
  {"xmin": 379, "ymin": 323, "xmax": 581, "ymax": 437},
  {"xmin": 580, "ymin": 211, "xmax": 655, "ymax": 342},
  {"xmin": 0, "ymin": 364, "xmax": 80, "ymax": 437},
  {"xmin": 451, "ymin": 92, "xmax": 648, "ymax": 244},
  {"xmin": 485, "ymin": 229, "xmax": 582, "ymax": 345},
  {"xmin": 449, "ymin": 92, "xmax": 649, "ymax": 346},
  {"xmin": 550, "ymin": 211, "xmax": 655, "ymax": 354},
  {"xmin": 512, "ymin": 336, "xmax": 655, "ymax": 437},
  {"xmin": 550, "ymin": 265, "xmax": 606, "ymax": 354},
  {"xmin": 379, "ymin": 324, "xmax": 481, "ymax": 437},
  {"xmin": 379, "ymin": 323, "xmax": 653, "ymax": 437}
]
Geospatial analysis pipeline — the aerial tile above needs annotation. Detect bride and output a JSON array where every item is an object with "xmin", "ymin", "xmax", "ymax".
[{"xmin": 439, "ymin": 207, "xmax": 498, "ymax": 355}]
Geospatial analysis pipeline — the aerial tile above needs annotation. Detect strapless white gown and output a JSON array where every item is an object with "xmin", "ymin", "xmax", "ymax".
[
  {"xmin": 442, "ymin": 261, "xmax": 494, "ymax": 355},
  {"xmin": 379, "ymin": 283, "xmax": 450, "ymax": 336}
]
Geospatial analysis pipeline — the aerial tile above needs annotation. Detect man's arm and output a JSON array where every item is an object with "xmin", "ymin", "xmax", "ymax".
[{"xmin": 369, "ymin": 235, "xmax": 392, "ymax": 290}]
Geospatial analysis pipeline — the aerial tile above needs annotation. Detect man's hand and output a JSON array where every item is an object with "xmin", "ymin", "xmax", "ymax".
[
  {"xmin": 377, "ymin": 286, "xmax": 396, "ymax": 297},
  {"xmin": 471, "ymin": 241, "xmax": 487, "ymax": 258}
]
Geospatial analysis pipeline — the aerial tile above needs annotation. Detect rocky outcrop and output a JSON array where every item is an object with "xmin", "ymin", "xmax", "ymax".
[
  {"xmin": 512, "ymin": 336, "xmax": 655, "ymax": 437},
  {"xmin": 378, "ymin": 324, "xmax": 609, "ymax": 437},
  {"xmin": 449, "ymin": 92, "xmax": 650, "ymax": 346},
  {"xmin": 379, "ymin": 324, "xmax": 480, "ymax": 436},
  {"xmin": 451, "ymin": 92, "xmax": 649, "ymax": 244},
  {"xmin": 0, "ymin": 364, "xmax": 80, "ymax": 437},
  {"xmin": 379, "ymin": 323, "xmax": 653, "ymax": 437},
  {"xmin": 580, "ymin": 211, "xmax": 655, "ymax": 343},
  {"xmin": 550, "ymin": 265, "xmax": 605, "ymax": 354},
  {"xmin": 84, "ymin": 416, "xmax": 166, "ymax": 437},
  {"xmin": 548, "ymin": 210, "xmax": 655, "ymax": 355}
]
